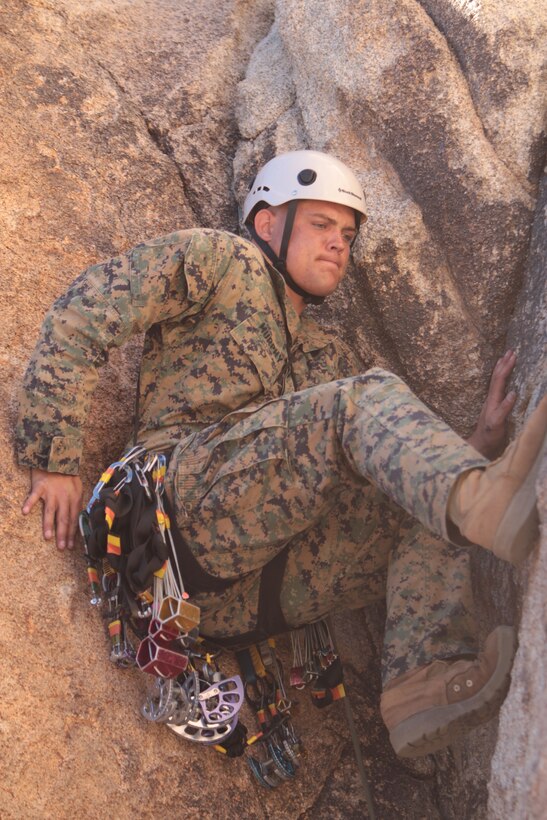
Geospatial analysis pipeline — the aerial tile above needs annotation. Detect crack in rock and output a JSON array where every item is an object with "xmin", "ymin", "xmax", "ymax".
[{"xmin": 414, "ymin": 0, "xmax": 534, "ymax": 195}]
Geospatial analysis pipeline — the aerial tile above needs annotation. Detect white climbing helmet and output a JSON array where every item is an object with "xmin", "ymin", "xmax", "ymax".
[{"xmin": 242, "ymin": 150, "xmax": 367, "ymax": 223}]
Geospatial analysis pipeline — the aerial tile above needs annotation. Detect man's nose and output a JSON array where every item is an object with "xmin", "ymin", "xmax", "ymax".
[{"xmin": 327, "ymin": 229, "xmax": 345, "ymax": 251}]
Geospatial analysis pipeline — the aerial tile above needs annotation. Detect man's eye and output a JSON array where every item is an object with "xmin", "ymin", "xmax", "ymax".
[
  {"xmin": 313, "ymin": 222, "xmax": 327, "ymax": 229},
  {"xmin": 343, "ymin": 234, "xmax": 355, "ymax": 244}
]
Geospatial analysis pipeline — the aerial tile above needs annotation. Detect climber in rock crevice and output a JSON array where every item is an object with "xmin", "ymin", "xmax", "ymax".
[{"xmin": 17, "ymin": 150, "xmax": 546, "ymax": 757}]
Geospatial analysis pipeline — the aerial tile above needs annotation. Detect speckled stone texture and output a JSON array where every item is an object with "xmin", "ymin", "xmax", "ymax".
[
  {"xmin": 1, "ymin": 1, "xmax": 546, "ymax": 817},
  {"xmin": 487, "ymin": 170, "xmax": 547, "ymax": 820}
]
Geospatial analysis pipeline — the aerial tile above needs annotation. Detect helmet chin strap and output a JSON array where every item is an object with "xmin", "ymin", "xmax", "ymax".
[{"xmin": 248, "ymin": 201, "xmax": 326, "ymax": 306}]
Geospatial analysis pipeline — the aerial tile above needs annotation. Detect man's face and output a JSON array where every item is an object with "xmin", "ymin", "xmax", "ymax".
[{"xmin": 267, "ymin": 200, "xmax": 357, "ymax": 301}]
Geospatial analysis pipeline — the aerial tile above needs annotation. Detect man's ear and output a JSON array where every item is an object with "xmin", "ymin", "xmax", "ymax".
[{"xmin": 253, "ymin": 207, "xmax": 276, "ymax": 242}]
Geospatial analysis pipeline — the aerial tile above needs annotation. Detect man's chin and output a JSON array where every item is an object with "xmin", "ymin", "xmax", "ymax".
[
  {"xmin": 315, "ymin": 273, "xmax": 343, "ymax": 295},
  {"xmin": 287, "ymin": 267, "xmax": 344, "ymax": 299}
]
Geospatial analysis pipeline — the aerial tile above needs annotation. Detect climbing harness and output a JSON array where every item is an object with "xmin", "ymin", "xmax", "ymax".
[{"xmin": 80, "ymin": 447, "xmax": 374, "ymax": 811}]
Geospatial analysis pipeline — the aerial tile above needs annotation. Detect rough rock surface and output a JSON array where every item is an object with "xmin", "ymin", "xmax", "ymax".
[
  {"xmin": 487, "ymin": 169, "xmax": 547, "ymax": 820},
  {"xmin": 235, "ymin": 0, "xmax": 544, "ymax": 433},
  {"xmin": 1, "ymin": 0, "xmax": 546, "ymax": 817}
]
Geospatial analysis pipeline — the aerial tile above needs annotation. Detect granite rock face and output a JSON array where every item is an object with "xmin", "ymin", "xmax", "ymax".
[
  {"xmin": 1, "ymin": 0, "xmax": 546, "ymax": 817},
  {"xmin": 487, "ymin": 169, "xmax": 547, "ymax": 820},
  {"xmin": 235, "ymin": 0, "xmax": 544, "ymax": 433}
]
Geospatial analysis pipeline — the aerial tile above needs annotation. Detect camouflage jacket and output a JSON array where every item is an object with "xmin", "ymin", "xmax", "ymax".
[{"xmin": 16, "ymin": 229, "xmax": 360, "ymax": 474}]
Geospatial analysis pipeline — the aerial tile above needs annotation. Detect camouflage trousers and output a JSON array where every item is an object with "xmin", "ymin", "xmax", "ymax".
[{"xmin": 165, "ymin": 369, "xmax": 487, "ymax": 685}]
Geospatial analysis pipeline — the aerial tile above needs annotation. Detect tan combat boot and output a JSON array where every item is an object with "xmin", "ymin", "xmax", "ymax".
[
  {"xmin": 448, "ymin": 396, "xmax": 547, "ymax": 565},
  {"xmin": 380, "ymin": 626, "xmax": 516, "ymax": 758}
]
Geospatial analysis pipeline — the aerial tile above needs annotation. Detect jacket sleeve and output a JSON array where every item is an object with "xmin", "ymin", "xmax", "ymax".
[{"xmin": 15, "ymin": 229, "xmax": 227, "ymax": 474}]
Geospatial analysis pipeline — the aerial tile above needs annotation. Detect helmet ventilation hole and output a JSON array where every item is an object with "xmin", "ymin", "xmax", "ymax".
[{"xmin": 297, "ymin": 169, "xmax": 317, "ymax": 186}]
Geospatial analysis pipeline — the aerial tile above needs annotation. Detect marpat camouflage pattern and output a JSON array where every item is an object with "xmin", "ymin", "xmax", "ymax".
[{"xmin": 17, "ymin": 229, "xmax": 487, "ymax": 682}]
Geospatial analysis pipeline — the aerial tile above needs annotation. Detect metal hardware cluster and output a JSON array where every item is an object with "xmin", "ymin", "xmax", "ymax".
[
  {"xmin": 236, "ymin": 640, "xmax": 303, "ymax": 787},
  {"xmin": 80, "ymin": 448, "xmax": 246, "ymax": 752}
]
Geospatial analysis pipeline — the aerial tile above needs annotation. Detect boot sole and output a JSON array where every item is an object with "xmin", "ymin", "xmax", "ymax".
[
  {"xmin": 389, "ymin": 626, "xmax": 516, "ymax": 758},
  {"xmin": 494, "ymin": 433, "xmax": 547, "ymax": 565}
]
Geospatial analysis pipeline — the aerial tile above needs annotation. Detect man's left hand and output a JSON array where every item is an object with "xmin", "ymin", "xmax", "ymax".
[{"xmin": 466, "ymin": 350, "xmax": 517, "ymax": 459}]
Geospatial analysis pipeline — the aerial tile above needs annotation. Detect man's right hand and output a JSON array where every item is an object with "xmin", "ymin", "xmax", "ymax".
[
  {"xmin": 22, "ymin": 468, "xmax": 83, "ymax": 550},
  {"xmin": 466, "ymin": 350, "xmax": 517, "ymax": 459}
]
